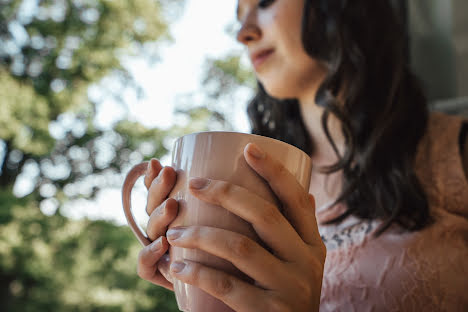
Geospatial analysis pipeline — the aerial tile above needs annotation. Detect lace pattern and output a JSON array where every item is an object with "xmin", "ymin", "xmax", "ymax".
[
  {"xmin": 318, "ymin": 112, "xmax": 468, "ymax": 311},
  {"xmin": 320, "ymin": 219, "xmax": 376, "ymax": 251}
]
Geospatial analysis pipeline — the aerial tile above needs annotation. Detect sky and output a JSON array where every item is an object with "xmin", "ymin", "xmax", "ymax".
[
  {"xmin": 58, "ymin": 0, "xmax": 252, "ymax": 226},
  {"xmin": 95, "ymin": 0, "xmax": 247, "ymax": 132}
]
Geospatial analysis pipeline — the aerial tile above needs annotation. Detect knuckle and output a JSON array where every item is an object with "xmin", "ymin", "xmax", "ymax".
[
  {"xmin": 146, "ymin": 225, "xmax": 154, "ymax": 240},
  {"xmin": 274, "ymin": 161, "xmax": 289, "ymax": 178},
  {"xmin": 319, "ymin": 242, "xmax": 327, "ymax": 261},
  {"xmin": 303, "ymin": 247, "xmax": 326, "ymax": 284},
  {"xmin": 166, "ymin": 166, "xmax": 177, "ymax": 181},
  {"xmin": 138, "ymin": 248, "xmax": 147, "ymax": 263},
  {"xmin": 292, "ymin": 274, "xmax": 313, "ymax": 299},
  {"xmin": 230, "ymin": 235, "xmax": 255, "ymax": 259},
  {"xmin": 147, "ymin": 230, "xmax": 157, "ymax": 242},
  {"xmin": 213, "ymin": 276, "xmax": 234, "ymax": 297},
  {"xmin": 138, "ymin": 248, "xmax": 151, "ymax": 265},
  {"xmin": 137, "ymin": 252, "xmax": 152, "ymax": 280},
  {"xmin": 217, "ymin": 181, "xmax": 233, "ymax": 198},
  {"xmin": 307, "ymin": 193, "xmax": 316, "ymax": 208},
  {"xmin": 188, "ymin": 263, "xmax": 201, "ymax": 285},
  {"xmin": 309, "ymin": 243, "xmax": 327, "ymax": 266},
  {"xmin": 146, "ymin": 195, "xmax": 161, "ymax": 216},
  {"xmin": 187, "ymin": 226, "xmax": 202, "ymax": 243},
  {"xmin": 137, "ymin": 249, "xmax": 146, "ymax": 264},
  {"xmin": 259, "ymin": 203, "xmax": 282, "ymax": 226},
  {"xmin": 305, "ymin": 246, "xmax": 324, "ymax": 269},
  {"xmin": 145, "ymin": 198, "xmax": 153, "ymax": 215},
  {"xmin": 298, "ymin": 193, "xmax": 310, "ymax": 210},
  {"xmin": 163, "ymin": 199, "xmax": 178, "ymax": 217},
  {"xmin": 146, "ymin": 219, "xmax": 159, "ymax": 241},
  {"xmin": 137, "ymin": 265, "xmax": 148, "ymax": 280}
]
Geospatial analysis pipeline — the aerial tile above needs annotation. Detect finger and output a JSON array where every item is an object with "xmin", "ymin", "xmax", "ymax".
[
  {"xmin": 166, "ymin": 226, "xmax": 285, "ymax": 289},
  {"xmin": 137, "ymin": 237, "xmax": 174, "ymax": 291},
  {"xmin": 158, "ymin": 253, "xmax": 173, "ymax": 284},
  {"xmin": 146, "ymin": 166, "xmax": 177, "ymax": 215},
  {"xmin": 144, "ymin": 159, "xmax": 163, "ymax": 190},
  {"xmin": 243, "ymin": 143, "xmax": 320, "ymax": 247},
  {"xmin": 188, "ymin": 179, "xmax": 305, "ymax": 262},
  {"xmin": 147, "ymin": 198, "xmax": 179, "ymax": 241},
  {"xmin": 170, "ymin": 260, "xmax": 269, "ymax": 312}
]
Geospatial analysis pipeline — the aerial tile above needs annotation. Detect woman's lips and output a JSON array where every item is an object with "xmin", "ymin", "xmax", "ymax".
[{"xmin": 252, "ymin": 49, "xmax": 274, "ymax": 70}]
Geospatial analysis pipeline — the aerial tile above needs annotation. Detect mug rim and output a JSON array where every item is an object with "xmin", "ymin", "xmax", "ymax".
[{"xmin": 174, "ymin": 131, "xmax": 310, "ymax": 159}]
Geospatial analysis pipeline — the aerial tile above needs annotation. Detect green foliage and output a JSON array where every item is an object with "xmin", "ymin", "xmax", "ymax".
[
  {"xmin": 0, "ymin": 189, "xmax": 179, "ymax": 311},
  {"xmin": 0, "ymin": 69, "xmax": 54, "ymax": 155},
  {"xmin": 199, "ymin": 51, "xmax": 256, "ymax": 131},
  {"xmin": 0, "ymin": 0, "xmax": 188, "ymax": 311},
  {"xmin": 202, "ymin": 53, "xmax": 256, "ymax": 99},
  {"xmin": 0, "ymin": 0, "xmax": 174, "ymax": 156},
  {"xmin": 0, "ymin": 1, "xmax": 249, "ymax": 310},
  {"xmin": 0, "ymin": 0, "xmax": 186, "ymax": 196}
]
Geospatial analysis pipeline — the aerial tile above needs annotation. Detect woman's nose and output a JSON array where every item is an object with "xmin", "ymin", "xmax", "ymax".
[{"xmin": 236, "ymin": 22, "xmax": 261, "ymax": 45}]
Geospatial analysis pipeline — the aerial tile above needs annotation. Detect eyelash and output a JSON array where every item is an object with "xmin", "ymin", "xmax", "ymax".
[{"xmin": 258, "ymin": 0, "xmax": 275, "ymax": 9}]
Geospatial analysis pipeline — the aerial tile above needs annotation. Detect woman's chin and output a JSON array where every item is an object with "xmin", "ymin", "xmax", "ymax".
[{"xmin": 262, "ymin": 84, "xmax": 297, "ymax": 100}]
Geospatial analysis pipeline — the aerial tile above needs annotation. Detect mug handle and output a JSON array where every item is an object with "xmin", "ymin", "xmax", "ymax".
[{"xmin": 122, "ymin": 161, "xmax": 152, "ymax": 246}]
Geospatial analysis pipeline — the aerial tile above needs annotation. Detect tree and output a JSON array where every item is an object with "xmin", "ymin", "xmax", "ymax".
[
  {"xmin": 0, "ymin": 1, "xmax": 207, "ymax": 311},
  {"xmin": 0, "ymin": 0, "xmax": 178, "ymax": 189},
  {"xmin": 0, "ymin": 188, "xmax": 179, "ymax": 311},
  {"xmin": 0, "ymin": 1, "xmax": 250, "ymax": 310},
  {"xmin": 197, "ymin": 50, "xmax": 256, "ymax": 131}
]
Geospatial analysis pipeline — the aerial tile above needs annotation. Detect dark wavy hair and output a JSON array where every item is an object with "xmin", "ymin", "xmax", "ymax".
[{"xmin": 247, "ymin": 0, "xmax": 431, "ymax": 235}]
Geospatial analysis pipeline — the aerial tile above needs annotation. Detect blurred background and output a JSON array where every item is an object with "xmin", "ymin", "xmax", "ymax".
[{"xmin": 0, "ymin": 0, "xmax": 467, "ymax": 311}]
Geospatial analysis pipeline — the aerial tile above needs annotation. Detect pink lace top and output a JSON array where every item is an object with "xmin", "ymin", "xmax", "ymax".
[{"xmin": 317, "ymin": 112, "xmax": 468, "ymax": 311}]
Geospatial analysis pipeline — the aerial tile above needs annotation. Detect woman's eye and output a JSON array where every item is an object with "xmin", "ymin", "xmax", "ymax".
[{"xmin": 258, "ymin": 0, "xmax": 275, "ymax": 9}]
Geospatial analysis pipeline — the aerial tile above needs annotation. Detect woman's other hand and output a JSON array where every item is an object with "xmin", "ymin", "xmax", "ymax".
[
  {"xmin": 137, "ymin": 159, "xmax": 178, "ymax": 291},
  {"xmin": 166, "ymin": 143, "xmax": 326, "ymax": 311}
]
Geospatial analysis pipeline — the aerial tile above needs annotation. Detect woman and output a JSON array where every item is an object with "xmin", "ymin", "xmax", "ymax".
[{"xmin": 136, "ymin": 0, "xmax": 468, "ymax": 310}]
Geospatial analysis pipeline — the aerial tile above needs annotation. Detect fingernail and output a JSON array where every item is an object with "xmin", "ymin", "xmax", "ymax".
[
  {"xmin": 150, "ymin": 237, "xmax": 162, "ymax": 252},
  {"xmin": 147, "ymin": 161, "xmax": 153, "ymax": 175},
  {"xmin": 189, "ymin": 177, "xmax": 210, "ymax": 190},
  {"xmin": 167, "ymin": 227, "xmax": 185, "ymax": 240},
  {"xmin": 156, "ymin": 200, "xmax": 167, "ymax": 216},
  {"xmin": 154, "ymin": 167, "xmax": 165, "ymax": 184},
  {"xmin": 247, "ymin": 143, "xmax": 265, "ymax": 159},
  {"xmin": 171, "ymin": 261, "xmax": 187, "ymax": 273}
]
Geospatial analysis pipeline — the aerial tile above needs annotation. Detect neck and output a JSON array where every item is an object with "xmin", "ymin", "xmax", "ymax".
[{"xmin": 298, "ymin": 83, "xmax": 345, "ymax": 169}]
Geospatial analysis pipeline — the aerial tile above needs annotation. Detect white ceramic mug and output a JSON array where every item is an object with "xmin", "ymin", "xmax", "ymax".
[{"xmin": 122, "ymin": 131, "xmax": 312, "ymax": 312}]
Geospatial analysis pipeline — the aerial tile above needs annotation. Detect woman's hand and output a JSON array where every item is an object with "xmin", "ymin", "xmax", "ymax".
[
  {"xmin": 166, "ymin": 143, "xmax": 326, "ymax": 312},
  {"xmin": 136, "ymin": 159, "xmax": 178, "ymax": 291}
]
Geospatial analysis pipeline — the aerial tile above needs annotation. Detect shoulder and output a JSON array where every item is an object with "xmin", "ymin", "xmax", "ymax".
[{"xmin": 414, "ymin": 113, "xmax": 468, "ymax": 206}]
